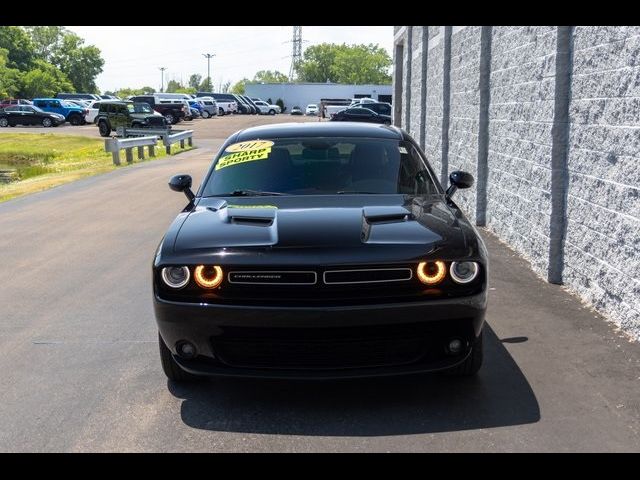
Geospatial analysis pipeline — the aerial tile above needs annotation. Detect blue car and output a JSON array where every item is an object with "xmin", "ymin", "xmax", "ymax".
[
  {"xmin": 32, "ymin": 98, "xmax": 87, "ymax": 125},
  {"xmin": 188, "ymin": 101, "xmax": 204, "ymax": 117}
]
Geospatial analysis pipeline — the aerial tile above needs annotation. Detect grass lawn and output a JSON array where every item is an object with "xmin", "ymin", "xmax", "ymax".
[{"xmin": 0, "ymin": 133, "xmax": 193, "ymax": 203}]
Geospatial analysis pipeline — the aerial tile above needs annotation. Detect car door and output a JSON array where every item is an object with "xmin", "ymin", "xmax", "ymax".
[
  {"xmin": 20, "ymin": 106, "xmax": 38, "ymax": 125},
  {"xmin": 344, "ymin": 108, "xmax": 371, "ymax": 122},
  {"xmin": 47, "ymin": 100, "xmax": 65, "ymax": 117},
  {"xmin": 4, "ymin": 107, "xmax": 20, "ymax": 125}
]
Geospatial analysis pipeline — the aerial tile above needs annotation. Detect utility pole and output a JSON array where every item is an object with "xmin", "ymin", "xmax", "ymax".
[
  {"xmin": 159, "ymin": 67, "xmax": 167, "ymax": 93},
  {"xmin": 203, "ymin": 53, "xmax": 216, "ymax": 91},
  {"xmin": 289, "ymin": 26, "xmax": 302, "ymax": 81}
]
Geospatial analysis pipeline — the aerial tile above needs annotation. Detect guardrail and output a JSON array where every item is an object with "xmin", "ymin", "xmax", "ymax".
[
  {"xmin": 117, "ymin": 126, "xmax": 172, "ymax": 139},
  {"xmin": 104, "ymin": 136, "xmax": 158, "ymax": 166},
  {"xmin": 163, "ymin": 129, "xmax": 194, "ymax": 154}
]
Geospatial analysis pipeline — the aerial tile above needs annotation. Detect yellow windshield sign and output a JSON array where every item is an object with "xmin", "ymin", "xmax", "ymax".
[
  {"xmin": 215, "ymin": 147, "xmax": 271, "ymax": 170},
  {"xmin": 225, "ymin": 140, "xmax": 274, "ymax": 152}
]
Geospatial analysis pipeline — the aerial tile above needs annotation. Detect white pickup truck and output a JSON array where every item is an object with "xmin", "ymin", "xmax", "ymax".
[{"xmin": 206, "ymin": 98, "xmax": 237, "ymax": 116}]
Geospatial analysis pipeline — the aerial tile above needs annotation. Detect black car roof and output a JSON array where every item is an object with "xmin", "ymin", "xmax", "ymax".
[{"xmin": 234, "ymin": 122, "xmax": 404, "ymax": 141}]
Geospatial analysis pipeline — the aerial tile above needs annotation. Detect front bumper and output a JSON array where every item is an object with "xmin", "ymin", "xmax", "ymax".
[{"xmin": 154, "ymin": 291, "xmax": 486, "ymax": 379}]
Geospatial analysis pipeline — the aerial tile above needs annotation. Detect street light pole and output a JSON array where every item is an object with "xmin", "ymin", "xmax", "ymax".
[
  {"xmin": 159, "ymin": 67, "xmax": 167, "ymax": 93},
  {"xmin": 202, "ymin": 53, "xmax": 215, "ymax": 90}
]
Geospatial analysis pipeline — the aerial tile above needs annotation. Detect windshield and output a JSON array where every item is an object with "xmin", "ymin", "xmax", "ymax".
[
  {"xmin": 128, "ymin": 103, "xmax": 154, "ymax": 114},
  {"xmin": 202, "ymin": 137, "xmax": 441, "ymax": 197}
]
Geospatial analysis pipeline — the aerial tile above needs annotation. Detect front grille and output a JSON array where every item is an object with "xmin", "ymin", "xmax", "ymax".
[
  {"xmin": 212, "ymin": 324, "xmax": 431, "ymax": 370},
  {"xmin": 323, "ymin": 268, "xmax": 412, "ymax": 284}
]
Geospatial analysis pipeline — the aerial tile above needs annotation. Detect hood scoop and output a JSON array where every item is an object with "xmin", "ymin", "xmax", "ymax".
[
  {"xmin": 226, "ymin": 206, "xmax": 277, "ymax": 227},
  {"xmin": 361, "ymin": 205, "xmax": 442, "ymax": 245}
]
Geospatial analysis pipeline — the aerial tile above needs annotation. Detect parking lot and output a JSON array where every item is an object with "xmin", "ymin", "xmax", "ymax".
[
  {"xmin": 1, "ymin": 113, "xmax": 319, "ymax": 144},
  {"xmin": 0, "ymin": 113, "xmax": 639, "ymax": 452}
]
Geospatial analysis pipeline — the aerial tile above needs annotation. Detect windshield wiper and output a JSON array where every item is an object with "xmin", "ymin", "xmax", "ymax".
[
  {"xmin": 212, "ymin": 189, "xmax": 286, "ymax": 197},
  {"xmin": 336, "ymin": 190, "xmax": 380, "ymax": 195}
]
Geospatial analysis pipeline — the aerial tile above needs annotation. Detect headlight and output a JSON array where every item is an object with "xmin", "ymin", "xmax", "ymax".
[
  {"xmin": 194, "ymin": 265, "xmax": 223, "ymax": 289},
  {"xmin": 416, "ymin": 261, "xmax": 446, "ymax": 285},
  {"xmin": 450, "ymin": 261, "xmax": 479, "ymax": 284},
  {"xmin": 161, "ymin": 266, "xmax": 190, "ymax": 289}
]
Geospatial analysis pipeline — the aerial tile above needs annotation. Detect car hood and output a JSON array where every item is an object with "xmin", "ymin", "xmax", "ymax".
[{"xmin": 169, "ymin": 195, "xmax": 473, "ymax": 266}]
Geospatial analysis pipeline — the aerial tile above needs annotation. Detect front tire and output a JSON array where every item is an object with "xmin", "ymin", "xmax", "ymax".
[
  {"xmin": 269, "ymin": 109, "xmax": 276, "ymax": 115},
  {"xmin": 159, "ymin": 333, "xmax": 200, "ymax": 382},
  {"xmin": 164, "ymin": 113, "xmax": 175, "ymax": 125},
  {"xmin": 42, "ymin": 117, "xmax": 52, "ymax": 127},
  {"xmin": 98, "ymin": 120, "xmax": 111, "ymax": 137},
  {"xmin": 0, "ymin": 118, "xmax": 8, "ymax": 127},
  {"xmin": 218, "ymin": 107, "xmax": 225, "ymax": 116},
  {"xmin": 202, "ymin": 110, "xmax": 210, "ymax": 118},
  {"xmin": 445, "ymin": 331, "xmax": 483, "ymax": 376},
  {"xmin": 69, "ymin": 114, "xmax": 82, "ymax": 126}
]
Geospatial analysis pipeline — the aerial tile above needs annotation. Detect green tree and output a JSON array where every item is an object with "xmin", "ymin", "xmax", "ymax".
[
  {"xmin": 230, "ymin": 78, "xmax": 249, "ymax": 94},
  {"xmin": 20, "ymin": 59, "xmax": 73, "ymax": 98},
  {"xmin": 199, "ymin": 77, "xmax": 213, "ymax": 92},
  {"xmin": 296, "ymin": 43, "xmax": 391, "ymax": 84},
  {"xmin": 165, "ymin": 80, "xmax": 183, "ymax": 93},
  {"xmin": 0, "ymin": 48, "xmax": 24, "ymax": 98},
  {"xmin": 24, "ymin": 26, "xmax": 65, "ymax": 62},
  {"xmin": 51, "ymin": 32, "xmax": 104, "ymax": 92},
  {"xmin": 188, "ymin": 74, "xmax": 202, "ymax": 89},
  {"xmin": 253, "ymin": 70, "xmax": 289, "ymax": 83},
  {"xmin": 115, "ymin": 86, "xmax": 155, "ymax": 98},
  {"xmin": 0, "ymin": 26, "xmax": 35, "ymax": 71}
]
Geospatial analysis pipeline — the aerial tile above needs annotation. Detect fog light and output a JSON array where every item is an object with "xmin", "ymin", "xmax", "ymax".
[
  {"xmin": 161, "ymin": 266, "xmax": 190, "ymax": 289},
  {"xmin": 450, "ymin": 261, "xmax": 479, "ymax": 284},
  {"xmin": 194, "ymin": 265, "xmax": 224, "ymax": 289},
  {"xmin": 177, "ymin": 341, "xmax": 197, "ymax": 359},
  {"xmin": 417, "ymin": 261, "xmax": 446, "ymax": 285},
  {"xmin": 448, "ymin": 338, "xmax": 464, "ymax": 355}
]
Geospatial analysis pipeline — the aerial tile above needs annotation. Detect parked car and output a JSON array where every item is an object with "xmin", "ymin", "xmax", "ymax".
[
  {"xmin": 305, "ymin": 104, "xmax": 319, "ymax": 116},
  {"xmin": 240, "ymin": 95, "xmax": 261, "ymax": 115},
  {"xmin": 128, "ymin": 95, "xmax": 187, "ymax": 125},
  {"xmin": 252, "ymin": 100, "xmax": 281, "ymax": 115},
  {"xmin": 0, "ymin": 99, "xmax": 32, "ymax": 109},
  {"xmin": 32, "ymin": 98, "xmax": 87, "ymax": 125},
  {"xmin": 231, "ymin": 94, "xmax": 253, "ymax": 114},
  {"xmin": 154, "ymin": 122, "xmax": 487, "ymax": 381},
  {"xmin": 56, "ymin": 92, "xmax": 101, "ymax": 101},
  {"xmin": 95, "ymin": 101, "xmax": 168, "ymax": 137},
  {"xmin": 349, "ymin": 101, "xmax": 391, "ymax": 116},
  {"xmin": 349, "ymin": 97, "xmax": 377, "ymax": 107},
  {"xmin": 196, "ymin": 92, "xmax": 238, "ymax": 115},
  {"xmin": 330, "ymin": 107, "xmax": 392, "ymax": 125},
  {"xmin": 0, "ymin": 105, "xmax": 65, "ymax": 127},
  {"xmin": 84, "ymin": 100, "xmax": 104, "ymax": 124},
  {"xmin": 194, "ymin": 97, "xmax": 219, "ymax": 118},
  {"xmin": 290, "ymin": 106, "xmax": 303, "ymax": 115}
]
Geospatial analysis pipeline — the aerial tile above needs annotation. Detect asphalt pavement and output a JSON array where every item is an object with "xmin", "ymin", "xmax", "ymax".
[{"xmin": 0, "ymin": 116, "xmax": 639, "ymax": 452}]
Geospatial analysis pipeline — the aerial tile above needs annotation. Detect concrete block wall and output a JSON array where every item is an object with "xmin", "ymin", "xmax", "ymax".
[
  {"xmin": 448, "ymin": 25, "xmax": 483, "ymax": 221},
  {"xmin": 564, "ymin": 26, "xmax": 640, "ymax": 335},
  {"xmin": 487, "ymin": 26, "xmax": 557, "ymax": 276},
  {"xmin": 424, "ymin": 27, "xmax": 446, "ymax": 181},
  {"xmin": 393, "ymin": 25, "xmax": 640, "ymax": 340}
]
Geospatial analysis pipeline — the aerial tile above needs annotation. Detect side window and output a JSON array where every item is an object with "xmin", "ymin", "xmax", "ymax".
[
  {"xmin": 50, "ymin": 100, "xmax": 61, "ymax": 108},
  {"xmin": 380, "ymin": 105, "xmax": 391, "ymax": 115},
  {"xmin": 118, "ymin": 105, "xmax": 128, "ymax": 114}
]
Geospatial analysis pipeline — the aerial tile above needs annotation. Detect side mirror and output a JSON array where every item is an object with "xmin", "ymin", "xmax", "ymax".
[
  {"xmin": 446, "ymin": 170, "xmax": 474, "ymax": 198},
  {"xmin": 169, "ymin": 174, "xmax": 195, "ymax": 201}
]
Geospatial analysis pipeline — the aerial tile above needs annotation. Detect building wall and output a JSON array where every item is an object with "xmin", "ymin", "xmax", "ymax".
[
  {"xmin": 244, "ymin": 83, "xmax": 392, "ymax": 113},
  {"xmin": 393, "ymin": 25, "xmax": 640, "ymax": 340},
  {"xmin": 564, "ymin": 26, "xmax": 640, "ymax": 334}
]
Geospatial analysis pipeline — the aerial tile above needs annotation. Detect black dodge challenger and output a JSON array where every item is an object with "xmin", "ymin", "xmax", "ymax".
[{"xmin": 153, "ymin": 122, "xmax": 488, "ymax": 381}]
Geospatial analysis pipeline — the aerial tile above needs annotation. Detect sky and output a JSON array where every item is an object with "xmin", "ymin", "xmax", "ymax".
[{"xmin": 64, "ymin": 26, "xmax": 395, "ymax": 94}]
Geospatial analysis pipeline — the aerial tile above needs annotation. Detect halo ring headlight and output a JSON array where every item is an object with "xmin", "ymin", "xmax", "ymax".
[
  {"xmin": 417, "ymin": 261, "xmax": 447, "ymax": 285},
  {"xmin": 161, "ymin": 266, "xmax": 190, "ymax": 289},
  {"xmin": 450, "ymin": 261, "xmax": 479, "ymax": 284},
  {"xmin": 194, "ymin": 265, "xmax": 224, "ymax": 289}
]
